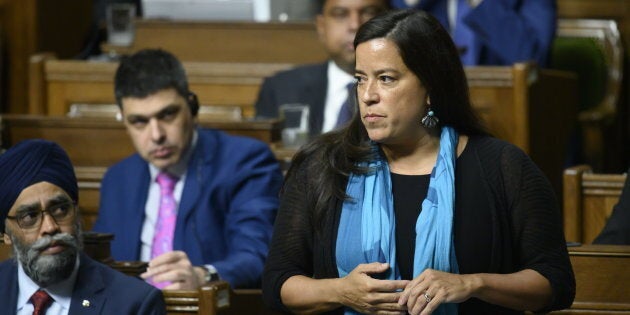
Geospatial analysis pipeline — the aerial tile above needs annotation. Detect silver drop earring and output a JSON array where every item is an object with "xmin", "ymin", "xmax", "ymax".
[{"xmin": 421, "ymin": 99, "xmax": 439, "ymax": 128}]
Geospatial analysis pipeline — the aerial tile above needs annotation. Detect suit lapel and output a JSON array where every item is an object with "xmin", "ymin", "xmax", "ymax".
[
  {"xmin": 123, "ymin": 157, "xmax": 151, "ymax": 260},
  {"xmin": 308, "ymin": 62, "xmax": 328, "ymax": 135},
  {"xmin": 173, "ymin": 129, "xmax": 215, "ymax": 260},
  {"xmin": 68, "ymin": 255, "xmax": 106, "ymax": 314}
]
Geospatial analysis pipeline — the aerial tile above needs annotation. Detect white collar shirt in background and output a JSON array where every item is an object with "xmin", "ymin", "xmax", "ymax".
[{"xmin": 322, "ymin": 60, "xmax": 356, "ymax": 133}]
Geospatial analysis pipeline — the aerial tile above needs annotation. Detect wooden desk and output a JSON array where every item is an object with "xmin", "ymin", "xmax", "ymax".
[{"xmin": 552, "ymin": 244, "xmax": 630, "ymax": 314}]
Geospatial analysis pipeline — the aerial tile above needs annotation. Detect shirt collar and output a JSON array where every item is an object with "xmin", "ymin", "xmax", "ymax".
[
  {"xmin": 327, "ymin": 60, "xmax": 355, "ymax": 93},
  {"xmin": 17, "ymin": 255, "xmax": 80, "ymax": 312}
]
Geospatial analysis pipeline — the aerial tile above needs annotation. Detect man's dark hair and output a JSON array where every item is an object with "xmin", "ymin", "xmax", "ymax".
[{"xmin": 114, "ymin": 49, "xmax": 189, "ymax": 108}]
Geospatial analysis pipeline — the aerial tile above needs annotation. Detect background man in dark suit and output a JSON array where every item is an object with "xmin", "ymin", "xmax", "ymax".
[
  {"xmin": 93, "ymin": 49, "xmax": 283, "ymax": 289},
  {"xmin": 0, "ymin": 139, "xmax": 165, "ymax": 314},
  {"xmin": 255, "ymin": 0, "xmax": 390, "ymax": 136}
]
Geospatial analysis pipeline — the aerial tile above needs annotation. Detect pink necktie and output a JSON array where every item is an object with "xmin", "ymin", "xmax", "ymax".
[
  {"xmin": 150, "ymin": 172, "xmax": 178, "ymax": 288},
  {"xmin": 30, "ymin": 290, "xmax": 53, "ymax": 315}
]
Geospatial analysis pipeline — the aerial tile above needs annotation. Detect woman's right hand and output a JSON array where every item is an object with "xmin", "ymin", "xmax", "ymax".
[{"xmin": 339, "ymin": 262, "xmax": 410, "ymax": 314}]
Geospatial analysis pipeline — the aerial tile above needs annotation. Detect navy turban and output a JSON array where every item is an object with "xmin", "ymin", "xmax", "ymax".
[{"xmin": 0, "ymin": 139, "xmax": 77, "ymax": 233}]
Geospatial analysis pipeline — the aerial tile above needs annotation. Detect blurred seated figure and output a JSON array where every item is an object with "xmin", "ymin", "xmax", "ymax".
[
  {"xmin": 0, "ymin": 139, "xmax": 165, "ymax": 314},
  {"xmin": 390, "ymin": 0, "xmax": 556, "ymax": 66},
  {"xmin": 594, "ymin": 167, "xmax": 630, "ymax": 244},
  {"xmin": 255, "ymin": 0, "xmax": 390, "ymax": 136}
]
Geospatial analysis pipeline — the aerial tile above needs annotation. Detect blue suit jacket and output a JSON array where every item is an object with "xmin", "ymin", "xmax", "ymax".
[
  {"xmin": 0, "ymin": 253, "xmax": 165, "ymax": 314},
  {"xmin": 392, "ymin": 0, "xmax": 556, "ymax": 66},
  {"xmin": 93, "ymin": 128, "xmax": 282, "ymax": 288},
  {"xmin": 255, "ymin": 62, "xmax": 328, "ymax": 136}
]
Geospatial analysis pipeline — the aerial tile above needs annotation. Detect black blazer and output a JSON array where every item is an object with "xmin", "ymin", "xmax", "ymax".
[{"xmin": 254, "ymin": 62, "xmax": 328, "ymax": 136}]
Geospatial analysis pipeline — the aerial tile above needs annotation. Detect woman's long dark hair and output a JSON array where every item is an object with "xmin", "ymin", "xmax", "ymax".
[{"xmin": 286, "ymin": 9, "xmax": 487, "ymax": 230}]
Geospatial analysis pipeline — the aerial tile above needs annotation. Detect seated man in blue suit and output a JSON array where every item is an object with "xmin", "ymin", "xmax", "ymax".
[
  {"xmin": 391, "ymin": 0, "xmax": 556, "ymax": 66},
  {"xmin": 93, "ymin": 49, "xmax": 283, "ymax": 289},
  {"xmin": 255, "ymin": 0, "xmax": 390, "ymax": 136},
  {"xmin": 0, "ymin": 139, "xmax": 165, "ymax": 314}
]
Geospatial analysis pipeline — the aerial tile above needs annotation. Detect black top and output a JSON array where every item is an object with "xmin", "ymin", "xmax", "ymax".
[
  {"xmin": 391, "ymin": 173, "xmax": 430, "ymax": 280},
  {"xmin": 391, "ymin": 142, "xmax": 495, "ymax": 280},
  {"xmin": 263, "ymin": 136, "xmax": 575, "ymax": 314}
]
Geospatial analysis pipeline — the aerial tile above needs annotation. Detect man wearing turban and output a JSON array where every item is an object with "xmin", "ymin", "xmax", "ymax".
[{"xmin": 0, "ymin": 139, "xmax": 165, "ymax": 314}]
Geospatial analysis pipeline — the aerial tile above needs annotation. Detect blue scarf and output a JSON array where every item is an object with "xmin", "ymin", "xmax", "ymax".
[{"xmin": 336, "ymin": 126, "xmax": 459, "ymax": 315}]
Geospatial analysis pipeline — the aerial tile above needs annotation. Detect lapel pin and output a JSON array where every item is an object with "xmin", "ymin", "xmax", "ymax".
[{"xmin": 82, "ymin": 300, "xmax": 90, "ymax": 307}]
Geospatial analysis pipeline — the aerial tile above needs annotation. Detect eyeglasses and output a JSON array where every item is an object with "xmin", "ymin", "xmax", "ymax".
[{"xmin": 5, "ymin": 202, "xmax": 76, "ymax": 231}]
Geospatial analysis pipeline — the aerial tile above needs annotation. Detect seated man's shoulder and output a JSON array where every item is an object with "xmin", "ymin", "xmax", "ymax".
[
  {"xmin": 87, "ymin": 258, "xmax": 153, "ymax": 291},
  {"xmin": 266, "ymin": 62, "xmax": 327, "ymax": 83},
  {"xmin": 0, "ymin": 259, "xmax": 16, "ymax": 277},
  {"xmin": 104, "ymin": 153, "xmax": 145, "ymax": 175},
  {"xmin": 199, "ymin": 129, "xmax": 273, "ymax": 156},
  {"xmin": 82, "ymin": 257, "xmax": 164, "ymax": 306}
]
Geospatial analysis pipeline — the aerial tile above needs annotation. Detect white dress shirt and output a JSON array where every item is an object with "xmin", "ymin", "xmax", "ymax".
[{"xmin": 321, "ymin": 61, "xmax": 356, "ymax": 133}]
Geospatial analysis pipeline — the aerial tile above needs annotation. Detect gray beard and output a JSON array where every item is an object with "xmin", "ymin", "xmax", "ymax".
[{"xmin": 11, "ymin": 228, "xmax": 83, "ymax": 288}]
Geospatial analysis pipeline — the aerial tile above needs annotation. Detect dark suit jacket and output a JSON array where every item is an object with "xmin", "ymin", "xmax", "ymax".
[
  {"xmin": 93, "ymin": 128, "xmax": 283, "ymax": 288},
  {"xmin": 391, "ymin": 0, "xmax": 556, "ymax": 66},
  {"xmin": 255, "ymin": 62, "xmax": 328, "ymax": 136},
  {"xmin": 594, "ymin": 168, "xmax": 630, "ymax": 244},
  {"xmin": 0, "ymin": 253, "xmax": 165, "ymax": 314}
]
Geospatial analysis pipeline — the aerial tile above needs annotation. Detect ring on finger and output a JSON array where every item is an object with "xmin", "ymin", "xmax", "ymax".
[{"xmin": 424, "ymin": 292, "xmax": 432, "ymax": 303}]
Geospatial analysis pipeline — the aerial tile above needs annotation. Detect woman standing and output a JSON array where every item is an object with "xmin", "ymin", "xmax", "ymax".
[{"xmin": 263, "ymin": 9, "xmax": 575, "ymax": 315}]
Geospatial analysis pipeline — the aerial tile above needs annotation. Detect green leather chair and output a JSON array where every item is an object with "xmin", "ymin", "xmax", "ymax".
[{"xmin": 550, "ymin": 19, "xmax": 623, "ymax": 171}]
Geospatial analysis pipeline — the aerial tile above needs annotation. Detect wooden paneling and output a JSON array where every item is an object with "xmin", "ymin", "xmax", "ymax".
[
  {"xmin": 110, "ymin": 20, "xmax": 327, "ymax": 64},
  {"xmin": 466, "ymin": 64, "xmax": 578, "ymax": 195},
  {"xmin": 75, "ymin": 166, "xmax": 107, "ymax": 231},
  {"xmin": 1, "ymin": 0, "xmax": 92, "ymax": 114},
  {"xmin": 31, "ymin": 58, "xmax": 293, "ymax": 118}
]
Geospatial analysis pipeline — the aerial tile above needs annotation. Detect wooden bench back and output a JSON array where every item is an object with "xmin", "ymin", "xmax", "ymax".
[
  {"xmin": 563, "ymin": 165, "xmax": 626, "ymax": 244},
  {"xmin": 112, "ymin": 20, "xmax": 327, "ymax": 64},
  {"xmin": 551, "ymin": 245, "xmax": 630, "ymax": 314},
  {"xmin": 26, "ymin": 57, "xmax": 577, "ymax": 196}
]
